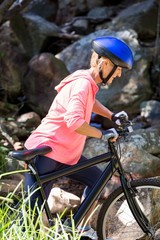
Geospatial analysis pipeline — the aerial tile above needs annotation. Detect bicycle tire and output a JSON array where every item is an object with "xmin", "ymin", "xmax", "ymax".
[{"xmin": 97, "ymin": 178, "xmax": 160, "ymax": 240}]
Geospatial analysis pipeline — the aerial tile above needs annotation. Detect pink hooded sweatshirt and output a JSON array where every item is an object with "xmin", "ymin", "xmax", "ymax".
[{"xmin": 24, "ymin": 70, "xmax": 99, "ymax": 165}]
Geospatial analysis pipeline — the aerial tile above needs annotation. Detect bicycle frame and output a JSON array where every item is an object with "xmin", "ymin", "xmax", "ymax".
[
  {"xmin": 21, "ymin": 139, "xmax": 153, "ymax": 237},
  {"xmin": 27, "ymin": 143, "xmax": 120, "ymax": 227}
]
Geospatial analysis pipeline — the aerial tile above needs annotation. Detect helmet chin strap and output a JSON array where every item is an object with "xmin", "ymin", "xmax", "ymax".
[{"xmin": 99, "ymin": 65, "xmax": 118, "ymax": 85}]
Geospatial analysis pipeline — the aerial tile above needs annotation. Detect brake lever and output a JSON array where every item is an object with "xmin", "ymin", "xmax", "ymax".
[{"xmin": 127, "ymin": 124, "xmax": 133, "ymax": 133}]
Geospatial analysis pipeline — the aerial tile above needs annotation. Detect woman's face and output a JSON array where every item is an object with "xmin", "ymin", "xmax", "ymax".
[{"xmin": 101, "ymin": 58, "xmax": 122, "ymax": 85}]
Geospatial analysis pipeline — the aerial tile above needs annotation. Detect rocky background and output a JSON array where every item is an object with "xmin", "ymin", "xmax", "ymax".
[{"xmin": 0, "ymin": 0, "xmax": 160, "ymax": 214}]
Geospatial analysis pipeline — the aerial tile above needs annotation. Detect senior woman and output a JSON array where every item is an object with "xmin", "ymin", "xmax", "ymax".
[{"xmin": 24, "ymin": 36, "xmax": 133, "ymax": 240}]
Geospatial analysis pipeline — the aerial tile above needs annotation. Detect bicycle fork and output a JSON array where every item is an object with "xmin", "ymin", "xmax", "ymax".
[
  {"xmin": 109, "ymin": 141, "xmax": 154, "ymax": 238},
  {"xmin": 120, "ymin": 175, "xmax": 154, "ymax": 238}
]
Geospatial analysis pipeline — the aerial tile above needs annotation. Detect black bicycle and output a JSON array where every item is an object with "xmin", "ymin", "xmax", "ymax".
[{"xmin": 6, "ymin": 117, "xmax": 160, "ymax": 239}]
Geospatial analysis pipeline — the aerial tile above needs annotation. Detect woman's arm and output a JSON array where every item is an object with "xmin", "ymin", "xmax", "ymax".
[
  {"xmin": 75, "ymin": 99, "xmax": 113, "ymax": 138},
  {"xmin": 75, "ymin": 121, "xmax": 102, "ymax": 138},
  {"xmin": 92, "ymin": 99, "xmax": 113, "ymax": 120}
]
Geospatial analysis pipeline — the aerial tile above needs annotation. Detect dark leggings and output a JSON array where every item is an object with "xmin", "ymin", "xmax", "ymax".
[{"xmin": 24, "ymin": 155, "xmax": 102, "ymax": 210}]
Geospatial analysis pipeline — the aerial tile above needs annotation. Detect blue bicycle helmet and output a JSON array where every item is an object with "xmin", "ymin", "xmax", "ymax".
[
  {"xmin": 92, "ymin": 36, "xmax": 134, "ymax": 69},
  {"xmin": 92, "ymin": 36, "xmax": 134, "ymax": 84}
]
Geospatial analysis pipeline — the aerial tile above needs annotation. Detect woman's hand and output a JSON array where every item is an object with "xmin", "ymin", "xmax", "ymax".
[
  {"xmin": 101, "ymin": 128, "xmax": 118, "ymax": 142},
  {"xmin": 111, "ymin": 111, "xmax": 128, "ymax": 125}
]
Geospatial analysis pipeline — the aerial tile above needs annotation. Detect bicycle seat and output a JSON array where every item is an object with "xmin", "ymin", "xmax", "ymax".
[{"xmin": 8, "ymin": 146, "xmax": 52, "ymax": 162}]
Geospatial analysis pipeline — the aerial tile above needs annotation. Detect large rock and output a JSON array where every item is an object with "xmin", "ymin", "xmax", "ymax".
[
  {"xmin": 47, "ymin": 187, "xmax": 80, "ymax": 213},
  {"xmin": 140, "ymin": 100, "xmax": 160, "ymax": 127},
  {"xmin": 10, "ymin": 13, "xmax": 61, "ymax": 57},
  {"xmin": 120, "ymin": 129, "xmax": 160, "ymax": 177},
  {"xmin": 22, "ymin": 53, "xmax": 69, "ymax": 116},
  {"xmin": 83, "ymin": 128, "xmax": 160, "ymax": 178},
  {"xmin": 0, "ymin": 23, "xmax": 28, "ymax": 99},
  {"xmin": 111, "ymin": 0, "xmax": 158, "ymax": 42}
]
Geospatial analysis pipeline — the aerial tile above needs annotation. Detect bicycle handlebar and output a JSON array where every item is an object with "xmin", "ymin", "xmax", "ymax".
[{"xmin": 116, "ymin": 114, "xmax": 133, "ymax": 138}]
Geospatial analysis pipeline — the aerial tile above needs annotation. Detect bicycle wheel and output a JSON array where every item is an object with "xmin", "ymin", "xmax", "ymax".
[{"xmin": 97, "ymin": 178, "xmax": 160, "ymax": 240}]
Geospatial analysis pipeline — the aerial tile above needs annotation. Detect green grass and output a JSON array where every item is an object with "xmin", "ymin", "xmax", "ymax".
[
  {"xmin": 0, "ymin": 192, "xmax": 83, "ymax": 239},
  {"xmin": 0, "ymin": 172, "xmax": 84, "ymax": 240}
]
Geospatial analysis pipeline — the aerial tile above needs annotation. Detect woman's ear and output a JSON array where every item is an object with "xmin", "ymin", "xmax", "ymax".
[{"xmin": 96, "ymin": 55, "xmax": 101, "ymax": 64}]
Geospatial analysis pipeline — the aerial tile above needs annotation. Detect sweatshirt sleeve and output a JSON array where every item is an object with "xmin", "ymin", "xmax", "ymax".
[{"xmin": 64, "ymin": 79, "xmax": 91, "ymax": 131}]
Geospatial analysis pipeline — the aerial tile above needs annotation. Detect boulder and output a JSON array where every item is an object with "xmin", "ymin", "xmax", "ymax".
[
  {"xmin": 22, "ymin": 53, "xmax": 69, "ymax": 116},
  {"xmin": 47, "ymin": 187, "xmax": 80, "ymax": 213},
  {"xmin": 83, "ymin": 128, "xmax": 160, "ymax": 179}
]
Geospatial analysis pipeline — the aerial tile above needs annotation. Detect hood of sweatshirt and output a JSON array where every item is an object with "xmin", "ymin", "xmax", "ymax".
[{"xmin": 55, "ymin": 69, "xmax": 98, "ymax": 93}]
